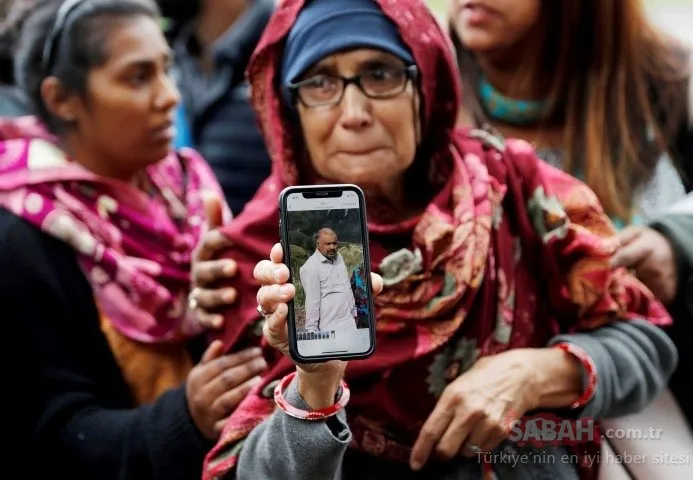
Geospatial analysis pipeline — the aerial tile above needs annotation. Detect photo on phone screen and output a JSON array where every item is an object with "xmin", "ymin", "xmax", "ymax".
[{"xmin": 281, "ymin": 186, "xmax": 374, "ymax": 361}]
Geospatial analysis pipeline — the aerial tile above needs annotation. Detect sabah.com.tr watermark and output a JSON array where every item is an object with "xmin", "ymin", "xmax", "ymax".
[{"xmin": 504, "ymin": 413, "xmax": 663, "ymax": 447}]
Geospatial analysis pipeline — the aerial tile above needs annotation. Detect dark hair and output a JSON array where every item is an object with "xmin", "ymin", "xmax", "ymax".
[
  {"xmin": 451, "ymin": 0, "xmax": 690, "ymax": 219},
  {"xmin": 14, "ymin": 0, "xmax": 160, "ymax": 131},
  {"xmin": 0, "ymin": 0, "xmax": 41, "ymax": 84},
  {"xmin": 0, "ymin": 0, "xmax": 11, "ymax": 18},
  {"xmin": 153, "ymin": 0, "xmax": 200, "ymax": 42}
]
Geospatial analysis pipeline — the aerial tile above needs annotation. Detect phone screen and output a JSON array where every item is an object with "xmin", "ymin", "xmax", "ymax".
[{"xmin": 284, "ymin": 188, "xmax": 374, "ymax": 360}]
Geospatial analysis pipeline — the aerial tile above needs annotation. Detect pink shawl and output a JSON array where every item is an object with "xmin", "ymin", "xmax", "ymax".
[{"xmin": 0, "ymin": 116, "xmax": 229, "ymax": 343}]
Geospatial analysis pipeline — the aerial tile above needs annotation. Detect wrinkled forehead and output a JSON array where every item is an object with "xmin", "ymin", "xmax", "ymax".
[{"xmin": 302, "ymin": 48, "xmax": 406, "ymax": 75}]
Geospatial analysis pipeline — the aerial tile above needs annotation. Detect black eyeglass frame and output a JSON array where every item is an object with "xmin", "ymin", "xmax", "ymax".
[
  {"xmin": 288, "ymin": 64, "xmax": 419, "ymax": 108},
  {"xmin": 41, "ymin": 0, "xmax": 87, "ymax": 75}
]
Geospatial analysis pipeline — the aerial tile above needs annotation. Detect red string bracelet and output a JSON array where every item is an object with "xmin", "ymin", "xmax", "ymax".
[
  {"xmin": 274, "ymin": 371, "xmax": 350, "ymax": 421},
  {"xmin": 553, "ymin": 342, "xmax": 597, "ymax": 409}
]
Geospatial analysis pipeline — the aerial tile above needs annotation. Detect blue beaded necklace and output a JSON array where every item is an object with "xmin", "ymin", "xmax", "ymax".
[{"xmin": 478, "ymin": 76, "xmax": 548, "ymax": 126}]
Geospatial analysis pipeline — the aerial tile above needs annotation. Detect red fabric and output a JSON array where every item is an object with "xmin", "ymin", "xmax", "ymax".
[{"xmin": 204, "ymin": 0, "xmax": 671, "ymax": 478}]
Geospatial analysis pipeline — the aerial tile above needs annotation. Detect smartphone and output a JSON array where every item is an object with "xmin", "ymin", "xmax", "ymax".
[{"xmin": 278, "ymin": 184, "xmax": 376, "ymax": 363}]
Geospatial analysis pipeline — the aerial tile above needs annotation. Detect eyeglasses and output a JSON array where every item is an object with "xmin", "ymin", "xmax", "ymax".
[
  {"xmin": 288, "ymin": 65, "xmax": 418, "ymax": 108},
  {"xmin": 42, "ymin": 0, "xmax": 86, "ymax": 75}
]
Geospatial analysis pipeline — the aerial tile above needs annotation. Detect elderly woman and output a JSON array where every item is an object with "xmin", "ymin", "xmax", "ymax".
[{"xmin": 200, "ymin": 0, "xmax": 677, "ymax": 479}]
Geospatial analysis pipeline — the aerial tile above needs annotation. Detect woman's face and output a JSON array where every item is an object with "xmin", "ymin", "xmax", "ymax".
[
  {"xmin": 58, "ymin": 15, "xmax": 180, "ymax": 179},
  {"xmin": 295, "ymin": 49, "xmax": 419, "ymax": 190},
  {"xmin": 448, "ymin": 0, "xmax": 541, "ymax": 54}
]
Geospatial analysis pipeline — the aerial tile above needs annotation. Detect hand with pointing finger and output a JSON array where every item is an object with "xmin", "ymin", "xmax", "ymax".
[
  {"xmin": 408, "ymin": 349, "xmax": 541, "ymax": 470},
  {"xmin": 189, "ymin": 194, "xmax": 237, "ymax": 329},
  {"xmin": 611, "ymin": 226, "xmax": 678, "ymax": 305}
]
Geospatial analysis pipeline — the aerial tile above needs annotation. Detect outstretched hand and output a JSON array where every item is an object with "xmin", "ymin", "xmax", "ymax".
[{"xmin": 254, "ymin": 243, "xmax": 383, "ymax": 409}]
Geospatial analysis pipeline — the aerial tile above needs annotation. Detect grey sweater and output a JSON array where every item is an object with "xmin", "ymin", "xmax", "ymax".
[
  {"xmin": 234, "ymin": 319, "xmax": 677, "ymax": 480},
  {"xmin": 652, "ymin": 211, "xmax": 693, "ymax": 425}
]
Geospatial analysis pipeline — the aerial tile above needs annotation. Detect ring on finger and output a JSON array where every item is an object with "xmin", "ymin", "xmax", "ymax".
[
  {"xmin": 257, "ymin": 304, "xmax": 273, "ymax": 318},
  {"xmin": 188, "ymin": 287, "xmax": 202, "ymax": 310},
  {"xmin": 465, "ymin": 443, "xmax": 483, "ymax": 454}
]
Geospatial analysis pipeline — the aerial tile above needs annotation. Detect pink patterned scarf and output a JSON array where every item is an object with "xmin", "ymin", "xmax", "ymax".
[{"xmin": 0, "ymin": 116, "xmax": 228, "ymax": 343}]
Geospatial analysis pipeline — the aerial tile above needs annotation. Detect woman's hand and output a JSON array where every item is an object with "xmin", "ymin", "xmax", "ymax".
[
  {"xmin": 409, "ymin": 349, "xmax": 538, "ymax": 470},
  {"xmin": 409, "ymin": 347, "xmax": 582, "ymax": 471},
  {"xmin": 189, "ymin": 195, "xmax": 237, "ymax": 329},
  {"xmin": 254, "ymin": 243, "xmax": 383, "ymax": 410},
  {"xmin": 611, "ymin": 226, "xmax": 678, "ymax": 305},
  {"xmin": 186, "ymin": 340, "xmax": 268, "ymax": 439}
]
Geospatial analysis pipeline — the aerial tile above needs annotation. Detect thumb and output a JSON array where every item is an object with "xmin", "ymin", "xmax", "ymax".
[
  {"xmin": 200, "ymin": 339, "xmax": 225, "ymax": 364},
  {"xmin": 370, "ymin": 273, "xmax": 384, "ymax": 295},
  {"xmin": 202, "ymin": 192, "xmax": 224, "ymax": 231}
]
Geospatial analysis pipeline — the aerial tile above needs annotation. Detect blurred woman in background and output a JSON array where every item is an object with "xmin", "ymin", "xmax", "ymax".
[
  {"xmin": 0, "ymin": 0, "xmax": 264, "ymax": 477},
  {"xmin": 447, "ymin": 0, "xmax": 693, "ymax": 427}
]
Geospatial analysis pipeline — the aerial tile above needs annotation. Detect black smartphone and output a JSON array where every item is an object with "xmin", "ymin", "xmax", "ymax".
[{"xmin": 278, "ymin": 184, "xmax": 376, "ymax": 363}]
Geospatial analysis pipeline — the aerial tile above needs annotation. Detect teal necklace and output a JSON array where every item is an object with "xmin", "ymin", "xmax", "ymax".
[
  {"xmin": 479, "ymin": 79, "xmax": 643, "ymax": 229},
  {"xmin": 478, "ymin": 76, "xmax": 548, "ymax": 126}
]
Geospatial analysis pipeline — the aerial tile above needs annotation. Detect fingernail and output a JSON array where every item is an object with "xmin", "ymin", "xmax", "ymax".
[
  {"xmin": 410, "ymin": 460, "xmax": 422, "ymax": 471},
  {"xmin": 251, "ymin": 375, "xmax": 262, "ymax": 385},
  {"xmin": 274, "ymin": 267, "xmax": 283, "ymax": 283},
  {"xmin": 224, "ymin": 261, "xmax": 236, "ymax": 275},
  {"xmin": 223, "ymin": 288, "xmax": 236, "ymax": 302},
  {"xmin": 253, "ymin": 357, "xmax": 268, "ymax": 370},
  {"xmin": 213, "ymin": 316, "xmax": 224, "ymax": 328},
  {"xmin": 250, "ymin": 347, "xmax": 262, "ymax": 356},
  {"xmin": 280, "ymin": 285, "xmax": 293, "ymax": 296}
]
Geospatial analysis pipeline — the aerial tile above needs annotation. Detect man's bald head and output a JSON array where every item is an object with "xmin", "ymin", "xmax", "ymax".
[{"xmin": 315, "ymin": 228, "xmax": 338, "ymax": 260}]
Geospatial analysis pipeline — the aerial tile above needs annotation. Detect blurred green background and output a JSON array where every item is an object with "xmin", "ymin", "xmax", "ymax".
[{"xmin": 427, "ymin": 0, "xmax": 692, "ymax": 45}]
